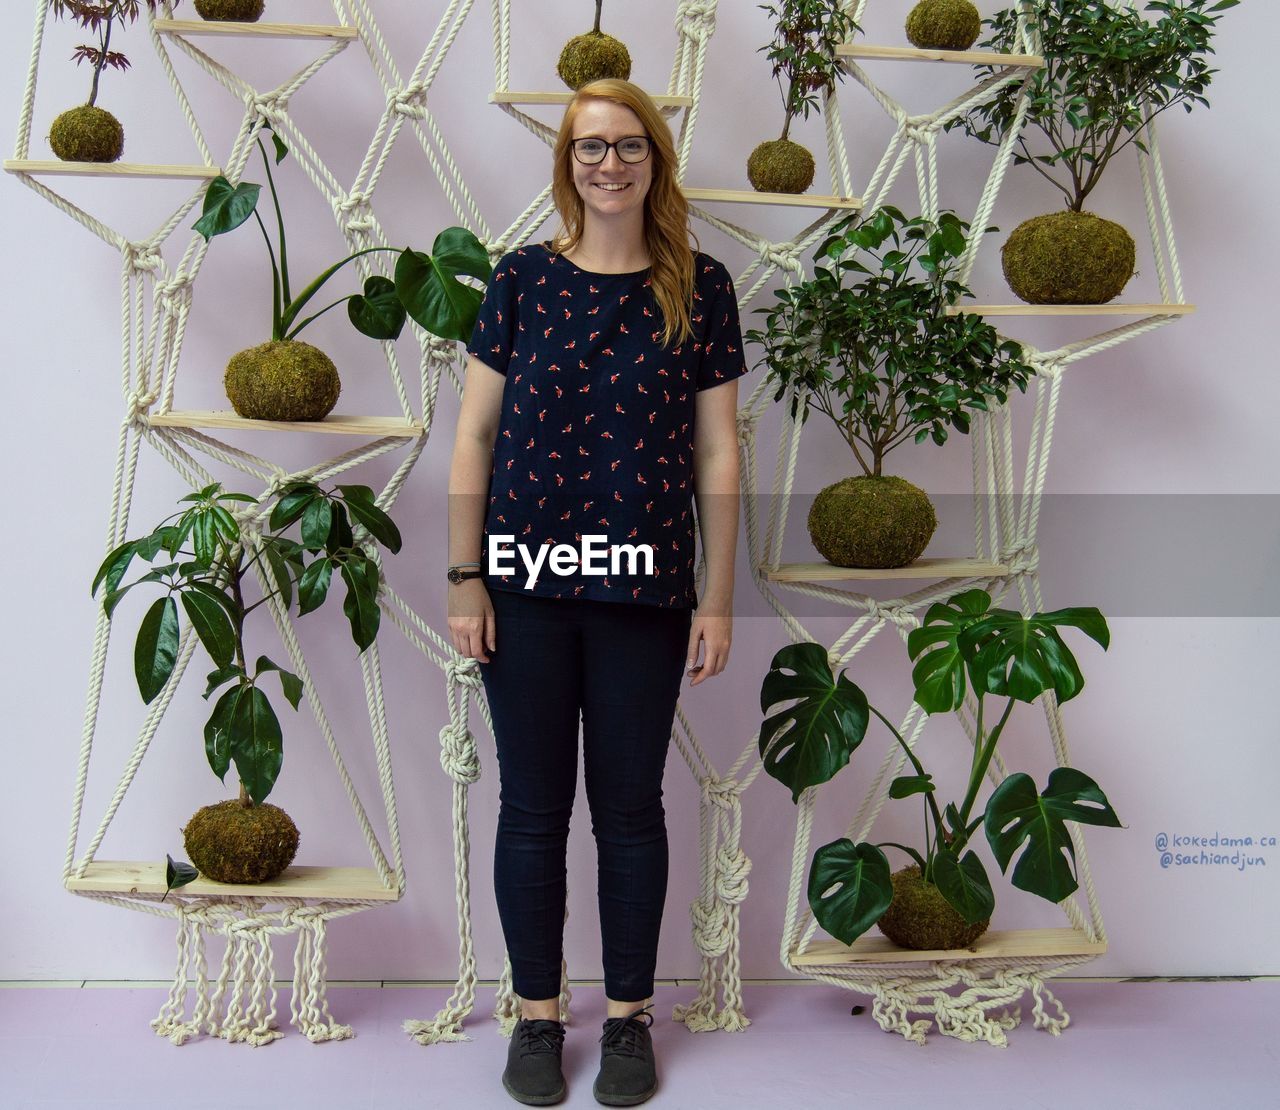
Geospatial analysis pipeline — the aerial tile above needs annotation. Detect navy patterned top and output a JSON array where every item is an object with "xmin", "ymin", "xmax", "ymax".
[{"xmin": 466, "ymin": 242, "xmax": 747, "ymax": 609}]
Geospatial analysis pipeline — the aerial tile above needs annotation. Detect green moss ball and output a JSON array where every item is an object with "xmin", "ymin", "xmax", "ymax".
[
  {"xmin": 905, "ymin": 0, "xmax": 983, "ymax": 51},
  {"xmin": 807, "ymin": 475, "xmax": 937, "ymax": 569},
  {"xmin": 49, "ymin": 105, "xmax": 123, "ymax": 163},
  {"xmin": 557, "ymin": 32, "xmax": 632, "ymax": 89},
  {"xmin": 224, "ymin": 340, "xmax": 341, "ymax": 422},
  {"xmin": 183, "ymin": 800, "xmax": 299, "ymax": 884},
  {"xmin": 1002, "ymin": 211, "xmax": 1136, "ymax": 304},
  {"xmin": 747, "ymin": 139, "xmax": 816, "ymax": 194},
  {"xmin": 877, "ymin": 866, "xmax": 990, "ymax": 950},
  {"xmin": 194, "ymin": 0, "xmax": 266, "ymax": 20}
]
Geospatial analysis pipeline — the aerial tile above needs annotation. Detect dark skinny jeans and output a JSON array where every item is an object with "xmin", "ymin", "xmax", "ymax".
[{"xmin": 478, "ymin": 586, "xmax": 692, "ymax": 1001}]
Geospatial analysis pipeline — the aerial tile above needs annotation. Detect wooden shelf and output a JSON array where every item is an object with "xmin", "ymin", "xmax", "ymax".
[
  {"xmin": 837, "ymin": 44, "xmax": 1043, "ymax": 68},
  {"xmin": 491, "ymin": 91, "xmax": 693, "ymax": 109},
  {"xmin": 4, "ymin": 159, "xmax": 220, "ymax": 180},
  {"xmin": 684, "ymin": 187, "xmax": 863, "ymax": 210},
  {"xmin": 148, "ymin": 410, "xmax": 425, "ymax": 437},
  {"xmin": 760, "ymin": 557, "xmax": 1009, "ymax": 583},
  {"xmin": 66, "ymin": 860, "xmax": 399, "ymax": 901},
  {"xmin": 154, "ymin": 19, "xmax": 357, "ymax": 39},
  {"xmin": 948, "ymin": 303, "xmax": 1195, "ymax": 317},
  {"xmin": 792, "ymin": 927, "xmax": 1106, "ymax": 967}
]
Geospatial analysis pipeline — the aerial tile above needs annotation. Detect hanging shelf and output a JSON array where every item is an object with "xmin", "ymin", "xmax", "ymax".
[
  {"xmin": 790, "ymin": 927, "xmax": 1106, "ymax": 968},
  {"xmin": 684, "ymin": 187, "xmax": 863, "ymax": 210},
  {"xmin": 4, "ymin": 160, "xmax": 220, "ymax": 179},
  {"xmin": 148, "ymin": 411, "xmax": 425, "ymax": 438},
  {"xmin": 490, "ymin": 91, "xmax": 693, "ymax": 109},
  {"xmin": 153, "ymin": 20, "xmax": 358, "ymax": 40},
  {"xmin": 760, "ymin": 558, "xmax": 1010, "ymax": 583},
  {"xmin": 836, "ymin": 44, "xmax": 1043, "ymax": 68},
  {"xmin": 950, "ymin": 304, "xmax": 1197, "ymax": 317},
  {"xmin": 66, "ymin": 860, "xmax": 399, "ymax": 902}
]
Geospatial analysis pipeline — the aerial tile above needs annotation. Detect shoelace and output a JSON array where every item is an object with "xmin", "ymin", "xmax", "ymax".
[
  {"xmin": 517, "ymin": 1018, "xmax": 566, "ymax": 1056},
  {"xmin": 598, "ymin": 1005, "xmax": 654, "ymax": 1058}
]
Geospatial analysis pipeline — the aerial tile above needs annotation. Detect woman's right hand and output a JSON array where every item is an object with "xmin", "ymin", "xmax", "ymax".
[{"xmin": 448, "ymin": 579, "xmax": 496, "ymax": 663}]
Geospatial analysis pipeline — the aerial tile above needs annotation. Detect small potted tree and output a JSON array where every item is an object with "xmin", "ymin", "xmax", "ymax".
[
  {"xmin": 93, "ymin": 480, "xmax": 402, "ymax": 884},
  {"xmin": 195, "ymin": 126, "xmax": 490, "ymax": 421},
  {"xmin": 748, "ymin": 0, "xmax": 857, "ymax": 194},
  {"xmin": 759, "ymin": 589, "xmax": 1122, "ymax": 950},
  {"xmin": 557, "ymin": 0, "xmax": 631, "ymax": 89},
  {"xmin": 954, "ymin": 0, "xmax": 1237, "ymax": 303},
  {"xmin": 46, "ymin": 0, "xmax": 169, "ymax": 163},
  {"xmin": 747, "ymin": 207, "xmax": 1033, "ymax": 568}
]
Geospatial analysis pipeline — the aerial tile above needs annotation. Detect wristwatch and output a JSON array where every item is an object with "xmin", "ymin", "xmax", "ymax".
[{"xmin": 447, "ymin": 563, "xmax": 483, "ymax": 584}]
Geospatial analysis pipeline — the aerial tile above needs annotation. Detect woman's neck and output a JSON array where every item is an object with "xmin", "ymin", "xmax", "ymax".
[{"xmin": 566, "ymin": 220, "xmax": 649, "ymax": 275}]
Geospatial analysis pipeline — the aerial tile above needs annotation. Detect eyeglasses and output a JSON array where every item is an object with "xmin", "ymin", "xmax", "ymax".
[{"xmin": 570, "ymin": 136, "xmax": 652, "ymax": 165}]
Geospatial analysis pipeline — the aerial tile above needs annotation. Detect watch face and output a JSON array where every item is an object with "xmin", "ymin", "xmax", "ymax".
[{"xmin": 448, "ymin": 568, "xmax": 462, "ymax": 584}]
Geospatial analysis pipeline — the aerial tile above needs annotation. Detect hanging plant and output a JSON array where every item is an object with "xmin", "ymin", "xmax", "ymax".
[
  {"xmin": 193, "ymin": 0, "xmax": 264, "ymax": 20},
  {"xmin": 747, "ymin": 207, "xmax": 1033, "ymax": 567},
  {"xmin": 953, "ymin": 0, "xmax": 1238, "ymax": 303},
  {"xmin": 557, "ymin": 0, "xmax": 632, "ymax": 90},
  {"xmin": 93, "ymin": 481, "xmax": 402, "ymax": 883},
  {"xmin": 46, "ymin": 0, "xmax": 171, "ymax": 162},
  {"xmin": 194, "ymin": 124, "xmax": 490, "ymax": 421},
  {"xmin": 905, "ymin": 0, "xmax": 982, "ymax": 51},
  {"xmin": 749, "ymin": 0, "xmax": 858, "ymax": 193},
  {"xmin": 759, "ymin": 589, "xmax": 1122, "ymax": 950}
]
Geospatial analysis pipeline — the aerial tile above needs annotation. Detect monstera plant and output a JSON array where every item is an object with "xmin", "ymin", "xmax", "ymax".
[
  {"xmin": 954, "ymin": 0, "xmax": 1237, "ymax": 303},
  {"xmin": 759, "ymin": 590, "xmax": 1122, "ymax": 950},
  {"xmin": 93, "ymin": 480, "xmax": 401, "ymax": 884},
  {"xmin": 195, "ymin": 124, "xmax": 489, "ymax": 421},
  {"xmin": 747, "ymin": 207, "xmax": 1033, "ymax": 568}
]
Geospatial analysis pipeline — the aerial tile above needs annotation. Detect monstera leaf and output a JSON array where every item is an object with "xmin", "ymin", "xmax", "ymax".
[
  {"xmin": 931, "ymin": 848, "xmax": 995, "ymax": 925},
  {"xmin": 985, "ymin": 768, "xmax": 1122, "ymax": 904},
  {"xmin": 808, "ymin": 838, "xmax": 893, "ymax": 946},
  {"xmin": 961, "ymin": 606, "xmax": 1109, "ymax": 705},
  {"xmin": 396, "ymin": 226, "xmax": 492, "ymax": 341},
  {"xmin": 759, "ymin": 642, "xmax": 869, "ymax": 802},
  {"xmin": 905, "ymin": 589, "xmax": 996, "ymax": 713}
]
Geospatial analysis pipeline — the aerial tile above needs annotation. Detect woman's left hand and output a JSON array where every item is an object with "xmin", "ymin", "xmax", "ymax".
[{"xmin": 686, "ymin": 605, "xmax": 732, "ymax": 686}]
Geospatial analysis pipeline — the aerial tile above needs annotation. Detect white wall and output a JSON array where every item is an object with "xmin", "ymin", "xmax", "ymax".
[{"xmin": 2, "ymin": 0, "xmax": 1276, "ymax": 983}]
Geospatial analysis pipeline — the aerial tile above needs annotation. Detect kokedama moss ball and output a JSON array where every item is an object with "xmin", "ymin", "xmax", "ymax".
[
  {"xmin": 557, "ymin": 31, "xmax": 632, "ymax": 89},
  {"xmin": 194, "ymin": 0, "xmax": 266, "ymax": 20},
  {"xmin": 49, "ymin": 105, "xmax": 123, "ymax": 163},
  {"xmin": 807, "ymin": 475, "xmax": 937, "ymax": 568},
  {"xmin": 1002, "ymin": 211, "xmax": 1136, "ymax": 304},
  {"xmin": 747, "ymin": 139, "xmax": 816, "ymax": 194},
  {"xmin": 224, "ymin": 339, "xmax": 341, "ymax": 422},
  {"xmin": 877, "ymin": 866, "xmax": 990, "ymax": 950},
  {"xmin": 905, "ymin": 0, "xmax": 983, "ymax": 51},
  {"xmin": 183, "ymin": 800, "xmax": 299, "ymax": 884}
]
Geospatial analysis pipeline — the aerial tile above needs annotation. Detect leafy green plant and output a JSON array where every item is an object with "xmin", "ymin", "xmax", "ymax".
[
  {"xmin": 758, "ymin": 589, "xmax": 1122, "ymax": 945},
  {"xmin": 758, "ymin": 0, "xmax": 858, "ymax": 143},
  {"xmin": 194, "ymin": 126, "xmax": 490, "ymax": 343},
  {"xmin": 92, "ymin": 480, "xmax": 402, "ymax": 806},
  {"xmin": 953, "ymin": 0, "xmax": 1238, "ymax": 211},
  {"xmin": 746, "ymin": 206, "xmax": 1033, "ymax": 477},
  {"xmin": 49, "ymin": 1, "xmax": 169, "ymax": 107}
]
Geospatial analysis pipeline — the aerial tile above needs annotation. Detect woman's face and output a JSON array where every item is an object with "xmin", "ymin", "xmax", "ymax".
[{"xmin": 568, "ymin": 99, "xmax": 653, "ymax": 225}]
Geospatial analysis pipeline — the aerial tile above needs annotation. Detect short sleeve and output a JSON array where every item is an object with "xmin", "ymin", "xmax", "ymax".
[
  {"xmin": 694, "ymin": 259, "xmax": 749, "ymax": 392},
  {"xmin": 466, "ymin": 253, "xmax": 518, "ymax": 376}
]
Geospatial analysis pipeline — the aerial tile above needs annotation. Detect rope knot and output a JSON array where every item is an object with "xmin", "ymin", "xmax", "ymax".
[
  {"xmin": 1000, "ymin": 539, "xmax": 1039, "ymax": 575},
  {"xmin": 675, "ymin": 0, "xmax": 717, "ymax": 42},
  {"xmin": 126, "ymin": 390, "xmax": 158, "ymax": 423},
  {"xmin": 157, "ymin": 272, "xmax": 193, "ymax": 315},
  {"xmin": 123, "ymin": 243, "xmax": 162, "ymax": 275},
  {"xmin": 391, "ymin": 83, "xmax": 428, "ymax": 118},
  {"xmin": 334, "ymin": 191, "xmax": 375, "ymax": 234},
  {"xmin": 735, "ymin": 412, "xmax": 756, "ymax": 448},
  {"xmin": 701, "ymin": 777, "xmax": 740, "ymax": 813},
  {"xmin": 759, "ymin": 241, "xmax": 804, "ymax": 279},
  {"xmin": 689, "ymin": 901, "xmax": 731, "ymax": 957},
  {"xmin": 251, "ymin": 92, "xmax": 289, "ymax": 122},
  {"xmin": 438, "ymin": 722, "xmax": 481, "ymax": 784},
  {"xmin": 445, "ymin": 656, "xmax": 483, "ymax": 690},
  {"xmin": 901, "ymin": 117, "xmax": 939, "ymax": 146},
  {"xmin": 714, "ymin": 846, "xmax": 751, "ymax": 904}
]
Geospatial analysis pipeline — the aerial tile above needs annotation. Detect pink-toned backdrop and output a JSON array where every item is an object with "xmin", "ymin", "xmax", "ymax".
[{"xmin": 3, "ymin": 1, "xmax": 1276, "ymax": 982}]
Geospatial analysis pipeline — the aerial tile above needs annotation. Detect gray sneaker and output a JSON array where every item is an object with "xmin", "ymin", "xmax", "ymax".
[
  {"xmin": 593, "ymin": 1006, "xmax": 657, "ymax": 1107},
  {"xmin": 502, "ymin": 1018, "xmax": 567, "ymax": 1106}
]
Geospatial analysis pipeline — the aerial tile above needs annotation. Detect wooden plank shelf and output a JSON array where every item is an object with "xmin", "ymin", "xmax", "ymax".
[
  {"xmin": 154, "ymin": 19, "xmax": 357, "ymax": 39},
  {"xmin": 149, "ymin": 410, "xmax": 425, "ymax": 437},
  {"xmin": 948, "ymin": 303, "xmax": 1196, "ymax": 317},
  {"xmin": 684, "ymin": 187, "xmax": 863, "ymax": 210},
  {"xmin": 491, "ymin": 91, "xmax": 693, "ymax": 109},
  {"xmin": 4, "ymin": 159, "xmax": 220, "ymax": 180},
  {"xmin": 792, "ymin": 927, "xmax": 1106, "ymax": 967},
  {"xmin": 760, "ymin": 557, "xmax": 1009, "ymax": 583},
  {"xmin": 66, "ymin": 860, "xmax": 399, "ymax": 902},
  {"xmin": 837, "ymin": 44, "xmax": 1043, "ymax": 68}
]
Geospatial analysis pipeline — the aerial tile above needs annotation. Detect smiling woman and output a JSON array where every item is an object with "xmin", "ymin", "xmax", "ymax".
[{"xmin": 445, "ymin": 78, "xmax": 747, "ymax": 1107}]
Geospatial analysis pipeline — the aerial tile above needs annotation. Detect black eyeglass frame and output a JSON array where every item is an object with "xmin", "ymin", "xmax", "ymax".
[{"xmin": 569, "ymin": 136, "xmax": 653, "ymax": 165}]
